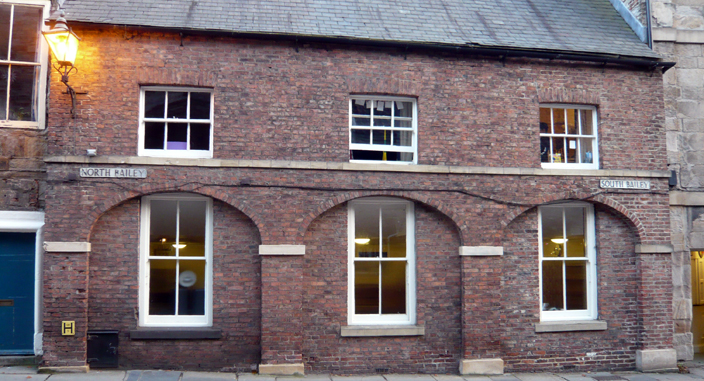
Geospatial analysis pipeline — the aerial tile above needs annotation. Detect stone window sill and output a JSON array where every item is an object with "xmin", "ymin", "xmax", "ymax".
[
  {"xmin": 535, "ymin": 320, "xmax": 607, "ymax": 333},
  {"xmin": 340, "ymin": 325, "xmax": 425, "ymax": 337},
  {"xmin": 129, "ymin": 328, "xmax": 222, "ymax": 340}
]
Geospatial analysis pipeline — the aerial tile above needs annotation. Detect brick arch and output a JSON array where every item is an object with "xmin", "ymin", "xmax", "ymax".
[
  {"xmin": 500, "ymin": 194, "xmax": 646, "ymax": 244},
  {"xmin": 537, "ymin": 86, "xmax": 600, "ymax": 105},
  {"xmin": 299, "ymin": 191, "xmax": 464, "ymax": 244},
  {"xmin": 86, "ymin": 183, "xmax": 263, "ymax": 242}
]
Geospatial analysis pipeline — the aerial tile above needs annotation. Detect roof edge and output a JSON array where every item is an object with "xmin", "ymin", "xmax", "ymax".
[{"xmin": 68, "ymin": 20, "xmax": 675, "ymax": 72}]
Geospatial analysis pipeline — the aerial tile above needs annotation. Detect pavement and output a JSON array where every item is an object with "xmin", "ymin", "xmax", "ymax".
[{"xmin": 3, "ymin": 359, "xmax": 704, "ymax": 381}]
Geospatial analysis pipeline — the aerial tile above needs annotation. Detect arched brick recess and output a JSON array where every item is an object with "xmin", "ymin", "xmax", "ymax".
[
  {"xmin": 300, "ymin": 191, "xmax": 464, "ymax": 245},
  {"xmin": 87, "ymin": 185, "xmax": 263, "ymax": 242},
  {"xmin": 537, "ymin": 86, "xmax": 601, "ymax": 105},
  {"xmin": 344, "ymin": 75, "xmax": 421, "ymax": 97}
]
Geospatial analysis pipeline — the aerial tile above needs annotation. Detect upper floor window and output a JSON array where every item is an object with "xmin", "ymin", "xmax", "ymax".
[
  {"xmin": 348, "ymin": 198, "xmax": 416, "ymax": 325},
  {"xmin": 349, "ymin": 96, "xmax": 417, "ymax": 164},
  {"xmin": 540, "ymin": 105, "xmax": 598, "ymax": 169},
  {"xmin": 138, "ymin": 87, "xmax": 214, "ymax": 158},
  {"xmin": 0, "ymin": 0, "xmax": 48, "ymax": 129},
  {"xmin": 539, "ymin": 203, "xmax": 596, "ymax": 321}
]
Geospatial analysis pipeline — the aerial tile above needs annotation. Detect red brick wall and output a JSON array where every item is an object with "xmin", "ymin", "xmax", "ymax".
[
  {"xmin": 48, "ymin": 27, "xmax": 666, "ymax": 172},
  {"xmin": 302, "ymin": 203, "xmax": 462, "ymax": 374},
  {"xmin": 86, "ymin": 199, "xmax": 261, "ymax": 371},
  {"xmin": 500, "ymin": 205, "xmax": 641, "ymax": 372},
  {"xmin": 0, "ymin": 128, "xmax": 44, "ymax": 211}
]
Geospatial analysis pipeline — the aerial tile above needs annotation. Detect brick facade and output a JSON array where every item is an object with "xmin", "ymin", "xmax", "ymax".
[{"xmin": 40, "ymin": 25, "xmax": 674, "ymax": 373}]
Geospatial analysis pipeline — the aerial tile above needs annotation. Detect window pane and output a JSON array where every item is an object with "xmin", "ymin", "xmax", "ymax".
[
  {"xmin": 166, "ymin": 123, "xmax": 188, "ymax": 150},
  {"xmin": 355, "ymin": 203, "xmax": 379, "ymax": 258},
  {"xmin": 373, "ymin": 118, "xmax": 391, "ymax": 127},
  {"xmin": 381, "ymin": 261, "xmax": 406, "ymax": 314},
  {"xmin": 372, "ymin": 130, "xmax": 391, "ymax": 145},
  {"xmin": 351, "ymin": 129, "xmax": 370, "ymax": 144},
  {"xmin": 540, "ymin": 136, "xmax": 550, "ymax": 163},
  {"xmin": 395, "ymin": 101, "xmax": 412, "ymax": 118},
  {"xmin": 352, "ymin": 117, "xmax": 370, "ymax": 126},
  {"xmin": 190, "ymin": 123, "xmax": 210, "ymax": 151},
  {"xmin": 541, "ymin": 207, "xmax": 563, "ymax": 249},
  {"xmin": 350, "ymin": 150, "xmax": 383, "ymax": 161},
  {"xmin": 580, "ymin": 137, "xmax": 594, "ymax": 163},
  {"xmin": 539, "ymin": 108, "xmax": 551, "ymax": 133},
  {"xmin": 394, "ymin": 119, "xmax": 412, "ymax": 128},
  {"xmin": 8, "ymin": 65, "xmax": 37, "ymax": 121},
  {"xmin": 189, "ymin": 92, "xmax": 210, "ymax": 119},
  {"xmin": 0, "ymin": 5, "xmax": 10, "ymax": 61},
  {"xmin": 552, "ymin": 108, "xmax": 565, "ymax": 134},
  {"xmin": 374, "ymin": 100, "xmax": 392, "ymax": 116},
  {"xmin": 144, "ymin": 122, "xmax": 165, "ymax": 150},
  {"xmin": 382, "ymin": 205, "xmax": 406, "ymax": 258},
  {"xmin": 149, "ymin": 259, "xmax": 176, "ymax": 315},
  {"xmin": 580, "ymin": 110, "xmax": 593, "ymax": 135},
  {"xmin": 566, "ymin": 109, "xmax": 577, "ymax": 134},
  {"xmin": 144, "ymin": 91, "xmax": 166, "ymax": 118},
  {"xmin": 149, "ymin": 200, "xmax": 177, "ymax": 256},
  {"xmin": 178, "ymin": 260, "xmax": 205, "ymax": 315},
  {"xmin": 178, "ymin": 200, "xmax": 206, "ymax": 257},
  {"xmin": 352, "ymin": 99, "xmax": 371, "ymax": 115},
  {"xmin": 355, "ymin": 261, "xmax": 379, "ymax": 314},
  {"xmin": 167, "ymin": 92, "xmax": 188, "ymax": 119},
  {"xmin": 551, "ymin": 137, "xmax": 564, "ymax": 163},
  {"xmin": 565, "ymin": 261, "xmax": 587, "ymax": 310},
  {"xmin": 566, "ymin": 138, "xmax": 577, "ymax": 163},
  {"xmin": 392, "ymin": 131, "xmax": 412, "ymax": 147},
  {"xmin": 0, "ymin": 65, "xmax": 7, "ymax": 119},
  {"xmin": 542, "ymin": 261, "xmax": 563, "ymax": 311},
  {"xmin": 10, "ymin": 5, "xmax": 42, "ymax": 63},
  {"xmin": 564, "ymin": 207, "xmax": 585, "ymax": 258}
]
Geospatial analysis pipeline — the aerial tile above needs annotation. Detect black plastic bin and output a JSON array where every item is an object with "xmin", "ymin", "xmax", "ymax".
[{"xmin": 87, "ymin": 330, "xmax": 119, "ymax": 368}]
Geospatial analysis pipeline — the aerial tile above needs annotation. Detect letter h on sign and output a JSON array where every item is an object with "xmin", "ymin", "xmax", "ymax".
[{"xmin": 62, "ymin": 321, "xmax": 75, "ymax": 336}]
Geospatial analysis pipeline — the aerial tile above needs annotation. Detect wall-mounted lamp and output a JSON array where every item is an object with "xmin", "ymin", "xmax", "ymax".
[{"xmin": 42, "ymin": 11, "xmax": 80, "ymax": 118}]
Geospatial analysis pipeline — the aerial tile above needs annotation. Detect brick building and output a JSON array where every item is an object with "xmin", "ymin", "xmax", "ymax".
[{"xmin": 27, "ymin": 0, "xmax": 679, "ymax": 375}]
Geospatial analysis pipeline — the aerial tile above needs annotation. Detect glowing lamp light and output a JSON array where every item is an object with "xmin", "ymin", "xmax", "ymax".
[
  {"xmin": 354, "ymin": 238, "xmax": 370, "ymax": 245},
  {"xmin": 550, "ymin": 238, "xmax": 568, "ymax": 244},
  {"xmin": 172, "ymin": 244, "xmax": 187, "ymax": 249},
  {"xmin": 43, "ymin": 21, "xmax": 80, "ymax": 67}
]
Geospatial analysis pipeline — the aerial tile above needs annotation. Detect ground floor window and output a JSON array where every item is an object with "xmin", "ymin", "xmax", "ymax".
[
  {"xmin": 348, "ymin": 198, "xmax": 415, "ymax": 325},
  {"xmin": 539, "ymin": 202, "xmax": 596, "ymax": 321},
  {"xmin": 139, "ymin": 194, "xmax": 213, "ymax": 327}
]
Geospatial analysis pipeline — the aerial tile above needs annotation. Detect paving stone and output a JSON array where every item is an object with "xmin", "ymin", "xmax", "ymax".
[
  {"xmin": 0, "ymin": 366, "xmax": 38, "ymax": 374},
  {"xmin": 330, "ymin": 376, "xmax": 386, "ymax": 381},
  {"xmin": 47, "ymin": 371, "xmax": 127, "ymax": 381},
  {"xmin": 488, "ymin": 376, "xmax": 520, "ymax": 381},
  {"xmin": 513, "ymin": 373, "xmax": 565, "ymax": 380},
  {"xmin": 559, "ymin": 374, "xmax": 600, "ymax": 381},
  {"xmin": 181, "ymin": 371, "xmax": 236, "ymax": 380},
  {"xmin": 0, "ymin": 376, "xmax": 49, "ymax": 381},
  {"xmin": 135, "ymin": 370, "xmax": 182, "ymax": 381},
  {"xmin": 461, "ymin": 376, "xmax": 493, "ymax": 381},
  {"xmin": 433, "ymin": 375, "xmax": 469, "ymax": 381},
  {"xmin": 237, "ymin": 374, "xmax": 276, "ymax": 381},
  {"xmin": 294, "ymin": 375, "xmax": 332, "ymax": 380},
  {"xmin": 619, "ymin": 374, "xmax": 660, "ymax": 381},
  {"xmin": 385, "ymin": 375, "xmax": 437, "ymax": 381}
]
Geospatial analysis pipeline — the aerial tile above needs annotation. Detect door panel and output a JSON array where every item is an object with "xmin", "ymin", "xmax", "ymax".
[{"xmin": 0, "ymin": 232, "xmax": 35, "ymax": 354}]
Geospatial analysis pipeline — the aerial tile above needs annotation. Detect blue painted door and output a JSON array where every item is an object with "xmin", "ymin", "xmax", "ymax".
[{"xmin": 0, "ymin": 232, "xmax": 35, "ymax": 354}]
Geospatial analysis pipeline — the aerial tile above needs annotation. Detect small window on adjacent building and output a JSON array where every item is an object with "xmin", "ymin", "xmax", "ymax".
[
  {"xmin": 349, "ymin": 96, "xmax": 417, "ymax": 164},
  {"xmin": 139, "ymin": 194, "xmax": 213, "ymax": 327},
  {"xmin": 539, "ymin": 203, "xmax": 596, "ymax": 321},
  {"xmin": 0, "ymin": 0, "xmax": 49, "ymax": 128},
  {"xmin": 348, "ymin": 198, "xmax": 416, "ymax": 325},
  {"xmin": 540, "ymin": 105, "xmax": 598, "ymax": 169},
  {"xmin": 139, "ymin": 87, "xmax": 214, "ymax": 158}
]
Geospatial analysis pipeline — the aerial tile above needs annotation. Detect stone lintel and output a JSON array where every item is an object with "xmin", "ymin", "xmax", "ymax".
[
  {"xmin": 636, "ymin": 349, "xmax": 678, "ymax": 372},
  {"xmin": 258, "ymin": 244, "xmax": 305, "ymax": 256},
  {"xmin": 459, "ymin": 358, "xmax": 504, "ymax": 375},
  {"xmin": 635, "ymin": 244, "xmax": 673, "ymax": 254},
  {"xmin": 43, "ymin": 242, "xmax": 91, "ymax": 253},
  {"xmin": 459, "ymin": 246, "xmax": 503, "ymax": 256},
  {"xmin": 38, "ymin": 366, "xmax": 89, "ymax": 374},
  {"xmin": 258, "ymin": 363, "xmax": 304, "ymax": 376},
  {"xmin": 670, "ymin": 191, "xmax": 704, "ymax": 206}
]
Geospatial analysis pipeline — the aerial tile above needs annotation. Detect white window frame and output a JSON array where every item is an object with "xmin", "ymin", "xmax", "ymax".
[
  {"xmin": 138, "ymin": 194, "xmax": 213, "ymax": 327},
  {"xmin": 347, "ymin": 198, "xmax": 416, "ymax": 325},
  {"xmin": 540, "ymin": 104, "xmax": 598, "ymax": 170},
  {"xmin": 538, "ymin": 202, "xmax": 597, "ymax": 321},
  {"xmin": 138, "ymin": 86, "xmax": 214, "ymax": 158},
  {"xmin": 0, "ymin": 0, "xmax": 49, "ymax": 129},
  {"xmin": 349, "ymin": 96, "xmax": 418, "ymax": 164}
]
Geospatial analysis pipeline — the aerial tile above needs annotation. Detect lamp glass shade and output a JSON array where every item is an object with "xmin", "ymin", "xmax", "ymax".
[{"xmin": 43, "ymin": 28, "xmax": 79, "ymax": 66}]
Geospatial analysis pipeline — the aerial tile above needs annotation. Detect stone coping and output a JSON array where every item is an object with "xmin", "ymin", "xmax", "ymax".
[{"xmin": 45, "ymin": 155, "xmax": 670, "ymax": 178}]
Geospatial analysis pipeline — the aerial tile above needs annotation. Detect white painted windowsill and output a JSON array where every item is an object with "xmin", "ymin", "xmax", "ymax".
[{"xmin": 340, "ymin": 325, "xmax": 425, "ymax": 337}]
